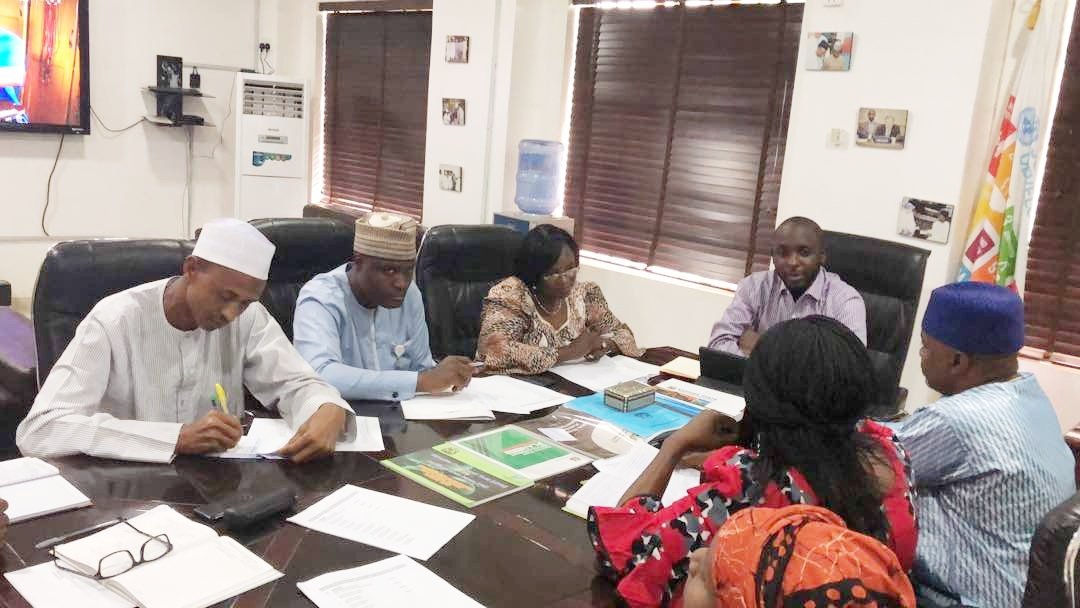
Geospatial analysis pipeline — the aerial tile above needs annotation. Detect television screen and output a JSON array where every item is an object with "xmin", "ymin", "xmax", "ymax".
[{"xmin": 0, "ymin": 0, "xmax": 89, "ymax": 134}]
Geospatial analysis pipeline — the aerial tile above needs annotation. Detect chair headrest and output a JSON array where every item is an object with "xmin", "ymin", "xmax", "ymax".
[
  {"xmin": 822, "ymin": 231, "xmax": 930, "ymax": 301},
  {"xmin": 417, "ymin": 225, "xmax": 523, "ymax": 284},
  {"xmin": 247, "ymin": 218, "xmax": 355, "ymax": 280}
]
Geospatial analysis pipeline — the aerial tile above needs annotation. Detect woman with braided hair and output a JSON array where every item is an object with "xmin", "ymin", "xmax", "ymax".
[{"xmin": 588, "ymin": 316, "xmax": 916, "ymax": 608}]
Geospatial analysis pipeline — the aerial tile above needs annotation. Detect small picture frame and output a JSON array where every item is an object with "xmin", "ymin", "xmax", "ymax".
[
  {"xmin": 445, "ymin": 36, "xmax": 470, "ymax": 64},
  {"xmin": 155, "ymin": 55, "xmax": 184, "ymax": 121},
  {"xmin": 898, "ymin": 197, "xmax": 954, "ymax": 244},
  {"xmin": 156, "ymin": 54, "xmax": 183, "ymax": 89},
  {"xmin": 439, "ymin": 164, "xmax": 463, "ymax": 192},
  {"xmin": 805, "ymin": 32, "xmax": 854, "ymax": 71},
  {"xmin": 442, "ymin": 98, "xmax": 466, "ymax": 126},
  {"xmin": 855, "ymin": 107, "xmax": 908, "ymax": 150}
]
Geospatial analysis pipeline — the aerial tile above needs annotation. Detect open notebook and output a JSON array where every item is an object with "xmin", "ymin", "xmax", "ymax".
[
  {"xmin": 0, "ymin": 457, "xmax": 92, "ymax": 523},
  {"xmin": 51, "ymin": 505, "xmax": 282, "ymax": 608}
]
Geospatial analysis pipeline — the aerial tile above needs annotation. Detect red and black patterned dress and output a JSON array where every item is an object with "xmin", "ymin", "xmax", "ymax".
[{"xmin": 587, "ymin": 420, "xmax": 917, "ymax": 608}]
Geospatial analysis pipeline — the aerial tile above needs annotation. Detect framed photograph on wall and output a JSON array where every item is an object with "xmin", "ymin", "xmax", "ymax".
[
  {"xmin": 446, "ymin": 36, "xmax": 470, "ymax": 63},
  {"xmin": 805, "ymin": 32, "xmax": 854, "ymax": 71},
  {"xmin": 155, "ymin": 54, "xmax": 184, "ymax": 121},
  {"xmin": 898, "ymin": 197, "xmax": 954, "ymax": 243},
  {"xmin": 855, "ymin": 107, "xmax": 908, "ymax": 149},
  {"xmin": 442, "ymin": 98, "xmax": 466, "ymax": 126},
  {"xmin": 439, "ymin": 164, "xmax": 463, "ymax": 192}
]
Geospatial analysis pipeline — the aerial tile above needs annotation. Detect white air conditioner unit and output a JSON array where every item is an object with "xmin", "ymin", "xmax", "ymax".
[{"xmin": 233, "ymin": 73, "xmax": 309, "ymax": 220}]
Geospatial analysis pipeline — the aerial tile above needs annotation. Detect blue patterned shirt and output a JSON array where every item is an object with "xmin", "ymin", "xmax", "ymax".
[{"xmin": 889, "ymin": 373, "xmax": 1075, "ymax": 607}]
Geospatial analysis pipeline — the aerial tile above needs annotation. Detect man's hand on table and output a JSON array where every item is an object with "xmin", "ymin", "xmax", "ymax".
[{"xmin": 276, "ymin": 404, "xmax": 348, "ymax": 463}]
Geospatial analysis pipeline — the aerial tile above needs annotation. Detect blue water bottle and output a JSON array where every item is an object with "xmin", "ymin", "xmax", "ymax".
[{"xmin": 514, "ymin": 140, "xmax": 564, "ymax": 215}]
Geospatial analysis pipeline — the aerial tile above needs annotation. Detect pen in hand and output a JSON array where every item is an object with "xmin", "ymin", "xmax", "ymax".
[{"xmin": 214, "ymin": 383, "xmax": 229, "ymax": 416}]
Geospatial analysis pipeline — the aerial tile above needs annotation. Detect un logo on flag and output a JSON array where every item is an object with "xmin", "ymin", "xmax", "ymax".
[{"xmin": 1018, "ymin": 107, "xmax": 1039, "ymax": 146}]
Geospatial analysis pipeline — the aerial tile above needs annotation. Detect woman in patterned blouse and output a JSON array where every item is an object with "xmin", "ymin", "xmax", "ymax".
[
  {"xmin": 477, "ymin": 225, "xmax": 643, "ymax": 375},
  {"xmin": 589, "ymin": 316, "xmax": 917, "ymax": 608}
]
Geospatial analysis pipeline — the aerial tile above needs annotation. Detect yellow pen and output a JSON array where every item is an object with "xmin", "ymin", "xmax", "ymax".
[{"xmin": 214, "ymin": 383, "xmax": 229, "ymax": 416}]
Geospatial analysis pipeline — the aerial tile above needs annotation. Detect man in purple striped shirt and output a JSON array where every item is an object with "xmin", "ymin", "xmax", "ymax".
[{"xmin": 708, "ymin": 217, "xmax": 866, "ymax": 355}]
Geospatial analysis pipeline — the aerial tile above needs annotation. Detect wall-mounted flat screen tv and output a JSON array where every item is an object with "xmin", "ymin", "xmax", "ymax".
[{"xmin": 0, "ymin": 0, "xmax": 90, "ymax": 134}]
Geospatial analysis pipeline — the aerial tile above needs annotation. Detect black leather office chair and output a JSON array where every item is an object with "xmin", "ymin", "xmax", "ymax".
[
  {"xmin": 33, "ymin": 239, "xmax": 194, "ymax": 384},
  {"xmin": 822, "ymin": 231, "xmax": 930, "ymax": 417},
  {"xmin": 248, "ymin": 218, "xmax": 354, "ymax": 341},
  {"xmin": 416, "ymin": 225, "xmax": 524, "ymax": 358},
  {"xmin": 1023, "ymin": 490, "xmax": 1080, "ymax": 607}
]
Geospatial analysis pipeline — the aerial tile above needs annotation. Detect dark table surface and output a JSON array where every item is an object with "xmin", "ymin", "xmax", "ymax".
[{"xmin": 0, "ymin": 348, "xmax": 704, "ymax": 608}]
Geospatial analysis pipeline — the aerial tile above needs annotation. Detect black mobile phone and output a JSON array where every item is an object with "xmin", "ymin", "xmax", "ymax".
[{"xmin": 193, "ymin": 493, "xmax": 256, "ymax": 522}]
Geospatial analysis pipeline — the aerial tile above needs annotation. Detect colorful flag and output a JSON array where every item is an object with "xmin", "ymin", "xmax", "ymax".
[{"xmin": 958, "ymin": 0, "xmax": 1066, "ymax": 288}]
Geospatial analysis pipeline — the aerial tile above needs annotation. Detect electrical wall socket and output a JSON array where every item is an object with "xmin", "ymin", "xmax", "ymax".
[{"xmin": 824, "ymin": 0, "xmax": 844, "ymax": 6}]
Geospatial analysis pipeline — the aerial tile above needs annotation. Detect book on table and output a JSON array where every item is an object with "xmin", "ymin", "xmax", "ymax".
[
  {"xmin": 383, "ymin": 425, "xmax": 594, "ymax": 507},
  {"xmin": 49, "ymin": 505, "xmax": 282, "ymax": 608},
  {"xmin": 0, "ymin": 457, "xmax": 92, "ymax": 523},
  {"xmin": 514, "ymin": 408, "xmax": 644, "ymax": 459}
]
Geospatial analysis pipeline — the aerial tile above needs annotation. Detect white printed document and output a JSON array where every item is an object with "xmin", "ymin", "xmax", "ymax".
[
  {"xmin": 564, "ymin": 442, "xmax": 700, "ymax": 518},
  {"xmin": 287, "ymin": 484, "xmax": 474, "ymax": 560},
  {"xmin": 297, "ymin": 555, "xmax": 484, "ymax": 608},
  {"xmin": 211, "ymin": 416, "xmax": 384, "ymax": 458},
  {"xmin": 0, "ymin": 457, "xmax": 91, "ymax": 523},
  {"xmin": 400, "ymin": 375, "xmax": 571, "ymax": 420},
  {"xmin": 551, "ymin": 356, "xmax": 660, "ymax": 392}
]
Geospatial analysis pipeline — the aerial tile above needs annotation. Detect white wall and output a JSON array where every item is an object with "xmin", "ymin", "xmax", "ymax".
[
  {"xmin": 0, "ymin": 0, "xmax": 263, "ymax": 308},
  {"xmin": 579, "ymin": 259, "xmax": 732, "ymax": 352},
  {"xmin": 495, "ymin": 0, "xmax": 571, "ymax": 214},
  {"xmin": 421, "ymin": 0, "xmax": 506, "ymax": 226},
  {"xmin": 1020, "ymin": 358, "xmax": 1080, "ymax": 429},
  {"xmin": 776, "ymin": 0, "xmax": 1015, "ymax": 409}
]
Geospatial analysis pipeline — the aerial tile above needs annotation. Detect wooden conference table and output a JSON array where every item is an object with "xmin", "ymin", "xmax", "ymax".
[{"xmin": 0, "ymin": 348, "xmax": 717, "ymax": 608}]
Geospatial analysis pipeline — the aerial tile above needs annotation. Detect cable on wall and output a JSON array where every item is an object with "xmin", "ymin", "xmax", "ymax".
[
  {"xmin": 90, "ymin": 106, "xmax": 147, "ymax": 134},
  {"xmin": 41, "ymin": 132, "xmax": 65, "ymax": 237}
]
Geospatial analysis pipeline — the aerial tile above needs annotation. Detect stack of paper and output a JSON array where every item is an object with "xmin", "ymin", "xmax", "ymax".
[
  {"xmin": 400, "ymin": 375, "xmax": 573, "ymax": 420},
  {"xmin": 564, "ymin": 442, "xmax": 701, "ymax": 518},
  {"xmin": 659, "ymin": 356, "xmax": 701, "ymax": 380},
  {"xmin": 287, "ymin": 484, "xmax": 475, "ymax": 560},
  {"xmin": 551, "ymin": 355, "xmax": 660, "ymax": 392},
  {"xmin": 0, "ymin": 457, "xmax": 92, "ymax": 523},
  {"xmin": 37, "ymin": 505, "xmax": 281, "ymax": 608},
  {"xmin": 211, "ymin": 416, "xmax": 384, "ymax": 459},
  {"xmin": 298, "ymin": 555, "xmax": 484, "ymax": 608}
]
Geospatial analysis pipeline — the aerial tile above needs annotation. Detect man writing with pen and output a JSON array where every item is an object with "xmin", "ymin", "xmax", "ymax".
[
  {"xmin": 293, "ymin": 213, "xmax": 478, "ymax": 402},
  {"xmin": 17, "ymin": 219, "xmax": 355, "ymax": 464}
]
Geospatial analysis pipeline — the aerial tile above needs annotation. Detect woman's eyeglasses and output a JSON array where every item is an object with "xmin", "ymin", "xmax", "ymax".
[
  {"xmin": 51, "ymin": 519, "xmax": 173, "ymax": 580},
  {"xmin": 542, "ymin": 267, "xmax": 578, "ymax": 283}
]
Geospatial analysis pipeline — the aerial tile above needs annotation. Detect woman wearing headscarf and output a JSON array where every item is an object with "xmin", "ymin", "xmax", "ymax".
[
  {"xmin": 588, "ymin": 316, "xmax": 916, "ymax": 608},
  {"xmin": 683, "ymin": 505, "xmax": 916, "ymax": 608}
]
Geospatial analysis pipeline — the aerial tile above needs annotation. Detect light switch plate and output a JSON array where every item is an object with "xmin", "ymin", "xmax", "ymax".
[{"xmin": 828, "ymin": 129, "xmax": 847, "ymax": 148}]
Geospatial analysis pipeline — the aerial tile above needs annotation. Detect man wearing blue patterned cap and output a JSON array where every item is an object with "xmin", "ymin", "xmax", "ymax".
[{"xmin": 889, "ymin": 282, "xmax": 1074, "ymax": 608}]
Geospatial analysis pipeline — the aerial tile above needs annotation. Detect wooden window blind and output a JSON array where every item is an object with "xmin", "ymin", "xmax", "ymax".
[
  {"xmin": 564, "ymin": 2, "xmax": 802, "ymax": 285},
  {"xmin": 321, "ymin": 10, "xmax": 431, "ymax": 220},
  {"xmin": 1023, "ymin": 0, "xmax": 1080, "ymax": 365}
]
